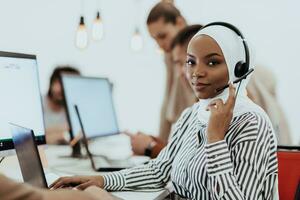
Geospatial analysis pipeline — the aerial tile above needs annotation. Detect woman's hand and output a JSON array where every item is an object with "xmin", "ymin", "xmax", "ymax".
[
  {"xmin": 49, "ymin": 175, "xmax": 104, "ymax": 190},
  {"xmin": 124, "ymin": 131, "xmax": 154, "ymax": 155},
  {"xmin": 206, "ymin": 84, "xmax": 236, "ymax": 143}
]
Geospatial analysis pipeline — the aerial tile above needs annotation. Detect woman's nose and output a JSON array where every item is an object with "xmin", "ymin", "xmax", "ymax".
[{"xmin": 192, "ymin": 67, "xmax": 206, "ymax": 78}]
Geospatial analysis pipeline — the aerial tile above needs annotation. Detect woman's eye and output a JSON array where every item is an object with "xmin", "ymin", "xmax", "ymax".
[
  {"xmin": 186, "ymin": 59, "xmax": 195, "ymax": 66},
  {"xmin": 207, "ymin": 60, "xmax": 220, "ymax": 66}
]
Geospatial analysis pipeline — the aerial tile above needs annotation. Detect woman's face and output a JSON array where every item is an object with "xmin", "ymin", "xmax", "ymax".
[
  {"xmin": 172, "ymin": 44, "xmax": 188, "ymax": 77},
  {"xmin": 186, "ymin": 35, "xmax": 229, "ymax": 99},
  {"xmin": 50, "ymin": 79, "xmax": 63, "ymax": 104}
]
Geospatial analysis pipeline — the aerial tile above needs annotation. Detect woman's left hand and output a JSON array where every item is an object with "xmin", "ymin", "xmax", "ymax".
[{"xmin": 206, "ymin": 84, "xmax": 236, "ymax": 143}]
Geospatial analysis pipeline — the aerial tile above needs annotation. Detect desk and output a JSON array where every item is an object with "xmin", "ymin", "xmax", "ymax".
[{"xmin": 0, "ymin": 135, "xmax": 171, "ymax": 200}]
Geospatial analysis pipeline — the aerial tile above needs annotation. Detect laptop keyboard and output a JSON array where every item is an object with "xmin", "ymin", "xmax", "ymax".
[{"xmin": 45, "ymin": 172, "xmax": 60, "ymax": 187}]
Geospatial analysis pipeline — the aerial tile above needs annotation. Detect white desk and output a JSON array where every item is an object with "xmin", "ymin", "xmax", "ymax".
[{"xmin": 0, "ymin": 135, "xmax": 171, "ymax": 200}]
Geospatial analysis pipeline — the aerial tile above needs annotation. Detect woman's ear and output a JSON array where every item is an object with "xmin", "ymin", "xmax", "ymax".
[{"xmin": 175, "ymin": 16, "xmax": 186, "ymax": 28}]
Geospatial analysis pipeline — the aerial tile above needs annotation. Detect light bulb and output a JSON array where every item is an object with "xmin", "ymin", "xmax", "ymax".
[
  {"xmin": 130, "ymin": 28, "xmax": 143, "ymax": 52},
  {"xmin": 156, "ymin": 47, "xmax": 164, "ymax": 55},
  {"xmin": 75, "ymin": 16, "xmax": 88, "ymax": 49},
  {"xmin": 92, "ymin": 12, "xmax": 104, "ymax": 41}
]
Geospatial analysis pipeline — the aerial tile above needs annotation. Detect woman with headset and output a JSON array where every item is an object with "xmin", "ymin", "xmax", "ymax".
[{"xmin": 51, "ymin": 23, "xmax": 278, "ymax": 200}]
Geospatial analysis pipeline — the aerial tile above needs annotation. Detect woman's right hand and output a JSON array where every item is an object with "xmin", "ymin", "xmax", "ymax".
[
  {"xmin": 124, "ymin": 131, "xmax": 153, "ymax": 155},
  {"xmin": 49, "ymin": 175, "xmax": 104, "ymax": 190}
]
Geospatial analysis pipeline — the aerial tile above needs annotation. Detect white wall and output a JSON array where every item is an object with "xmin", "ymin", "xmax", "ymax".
[{"xmin": 0, "ymin": 0, "xmax": 299, "ymax": 144}]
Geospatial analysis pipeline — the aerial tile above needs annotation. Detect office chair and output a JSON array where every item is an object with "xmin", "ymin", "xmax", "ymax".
[{"xmin": 277, "ymin": 145, "xmax": 300, "ymax": 200}]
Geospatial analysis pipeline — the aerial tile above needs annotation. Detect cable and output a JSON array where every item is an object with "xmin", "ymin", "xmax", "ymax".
[
  {"xmin": 0, "ymin": 157, "xmax": 5, "ymax": 164},
  {"xmin": 235, "ymin": 81, "xmax": 243, "ymax": 97}
]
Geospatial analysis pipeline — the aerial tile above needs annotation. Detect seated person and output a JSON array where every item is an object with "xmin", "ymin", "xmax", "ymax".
[
  {"xmin": 43, "ymin": 66, "xmax": 80, "ymax": 144},
  {"xmin": 51, "ymin": 23, "xmax": 278, "ymax": 199},
  {"xmin": 0, "ymin": 174, "xmax": 115, "ymax": 200}
]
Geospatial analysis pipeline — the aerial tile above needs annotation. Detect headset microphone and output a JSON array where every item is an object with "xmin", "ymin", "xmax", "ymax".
[{"xmin": 215, "ymin": 68, "xmax": 254, "ymax": 93}]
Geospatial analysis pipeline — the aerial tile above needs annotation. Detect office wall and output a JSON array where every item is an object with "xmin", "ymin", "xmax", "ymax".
[{"xmin": 0, "ymin": 0, "xmax": 299, "ymax": 144}]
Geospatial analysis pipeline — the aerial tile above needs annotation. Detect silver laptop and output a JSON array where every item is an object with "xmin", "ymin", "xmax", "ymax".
[{"xmin": 10, "ymin": 123, "xmax": 58, "ymax": 188}]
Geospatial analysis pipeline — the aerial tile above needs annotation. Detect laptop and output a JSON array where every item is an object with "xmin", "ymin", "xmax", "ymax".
[
  {"xmin": 74, "ymin": 105, "xmax": 137, "ymax": 172},
  {"xmin": 10, "ymin": 123, "xmax": 58, "ymax": 188}
]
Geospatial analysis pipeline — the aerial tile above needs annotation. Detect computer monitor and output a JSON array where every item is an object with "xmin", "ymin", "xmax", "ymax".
[
  {"xmin": 0, "ymin": 51, "xmax": 45, "ymax": 156},
  {"xmin": 61, "ymin": 75, "xmax": 119, "ymax": 140}
]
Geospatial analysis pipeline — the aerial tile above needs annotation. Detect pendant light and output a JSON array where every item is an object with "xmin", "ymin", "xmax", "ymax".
[
  {"xmin": 130, "ymin": 0, "xmax": 143, "ymax": 52},
  {"xmin": 92, "ymin": 11, "xmax": 104, "ymax": 41},
  {"xmin": 75, "ymin": 0, "xmax": 88, "ymax": 49},
  {"xmin": 130, "ymin": 28, "xmax": 143, "ymax": 51}
]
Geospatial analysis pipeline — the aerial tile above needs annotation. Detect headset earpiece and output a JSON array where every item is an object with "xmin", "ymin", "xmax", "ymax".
[{"xmin": 234, "ymin": 61, "xmax": 249, "ymax": 78}]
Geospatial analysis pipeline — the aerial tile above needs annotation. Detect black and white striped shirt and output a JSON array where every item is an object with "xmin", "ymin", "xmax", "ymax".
[{"xmin": 103, "ymin": 104, "xmax": 278, "ymax": 200}]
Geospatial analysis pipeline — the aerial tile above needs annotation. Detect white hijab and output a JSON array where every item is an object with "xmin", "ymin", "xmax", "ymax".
[{"xmin": 190, "ymin": 25, "xmax": 266, "ymax": 124}]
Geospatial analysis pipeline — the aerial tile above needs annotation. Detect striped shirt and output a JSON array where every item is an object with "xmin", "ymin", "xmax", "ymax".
[{"xmin": 103, "ymin": 104, "xmax": 278, "ymax": 200}]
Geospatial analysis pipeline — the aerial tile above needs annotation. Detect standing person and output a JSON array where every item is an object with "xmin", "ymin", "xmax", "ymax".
[
  {"xmin": 127, "ymin": 24, "xmax": 203, "ymax": 158},
  {"xmin": 127, "ymin": 1, "xmax": 197, "ymax": 158},
  {"xmin": 170, "ymin": 24, "xmax": 203, "ymax": 103},
  {"xmin": 50, "ymin": 23, "xmax": 279, "ymax": 200},
  {"xmin": 43, "ymin": 66, "xmax": 80, "ymax": 144}
]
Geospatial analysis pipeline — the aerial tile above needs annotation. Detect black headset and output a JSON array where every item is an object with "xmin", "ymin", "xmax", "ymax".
[{"xmin": 201, "ymin": 22, "xmax": 250, "ymax": 78}]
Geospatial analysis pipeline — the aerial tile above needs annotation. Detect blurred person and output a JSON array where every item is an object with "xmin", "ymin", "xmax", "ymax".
[
  {"xmin": 43, "ymin": 66, "xmax": 80, "ymax": 144},
  {"xmin": 126, "ymin": 1, "xmax": 198, "ymax": 158},
  {"xmin": 127, "ymin": 24, "xmax": 203, "ymax": 158},
  {"xmin": 171, "ymin": 24, "xmax": 203, "ymax": 100}
]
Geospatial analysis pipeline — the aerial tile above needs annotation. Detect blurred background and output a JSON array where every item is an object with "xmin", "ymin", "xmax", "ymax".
[{"xmin": 0, "ymin": 0, "xmax": 299, "ymax": 144}]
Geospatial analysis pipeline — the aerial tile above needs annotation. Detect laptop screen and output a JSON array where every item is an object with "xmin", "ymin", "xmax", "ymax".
[
  {"xmin": 10, "ymin": 123, "xmax": 47, "ymax": 188},
  {"xmin": 61, "ymin": 75, "xmax": 119, "ymax": 139}
]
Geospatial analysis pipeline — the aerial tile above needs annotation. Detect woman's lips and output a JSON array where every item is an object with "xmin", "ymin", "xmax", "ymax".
[{"xmin": 193, "ymin": 82, "xmax": 210, "ymax": 91}]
